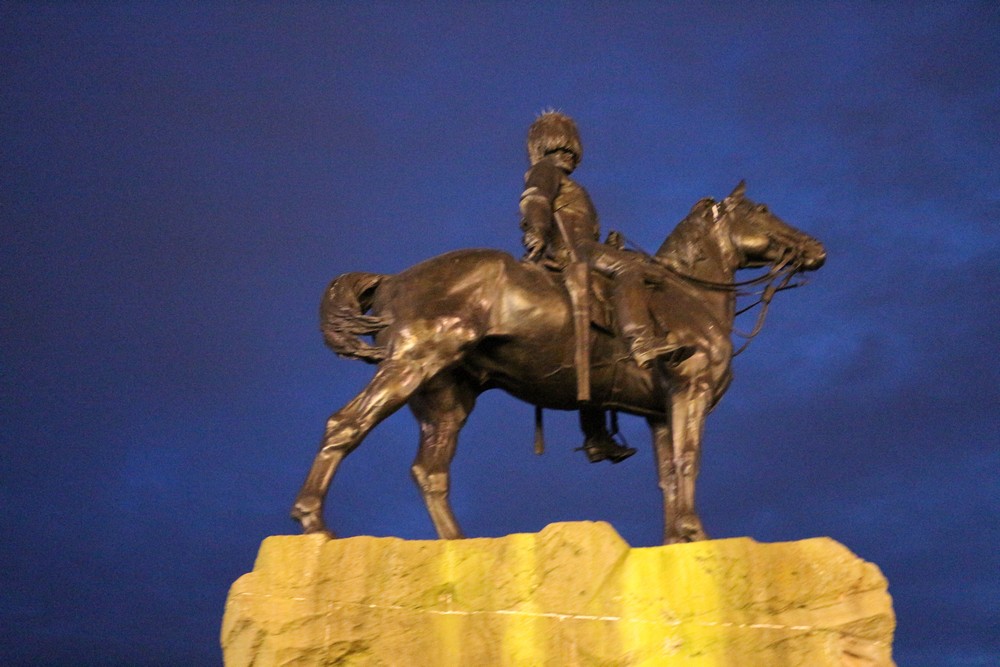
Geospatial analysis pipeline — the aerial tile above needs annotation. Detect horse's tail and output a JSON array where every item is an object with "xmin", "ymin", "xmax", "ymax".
[{"xmin": 320, "ymin": 272, "xmax": 390, "ymax": 364}]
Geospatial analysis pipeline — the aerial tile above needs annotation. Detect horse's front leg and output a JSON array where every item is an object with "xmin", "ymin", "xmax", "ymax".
[
  {"xmin": 656, "ymin": 358, "xmax": 712, "ymax": 544},
  {"xmin": 647, "ymin": 416, "xmax": 679, "ymax": 544},
  {"xmin": 669, "ymin": 387, "xmax": 710, "ymax": 543}
]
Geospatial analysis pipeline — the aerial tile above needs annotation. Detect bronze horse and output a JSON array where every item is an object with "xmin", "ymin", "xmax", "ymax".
[{"xmin": 292, "ymin": 182, "xmax": 826, "ymax": 544}]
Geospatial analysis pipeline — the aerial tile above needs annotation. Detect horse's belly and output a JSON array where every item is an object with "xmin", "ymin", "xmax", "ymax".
[
  {"xmin": 465, "ymin": 338, "xmax": 665, "ymax": 416},
  {"xmin": 464, "ymin": 339, "xmax": 580, "ymax": 410}
]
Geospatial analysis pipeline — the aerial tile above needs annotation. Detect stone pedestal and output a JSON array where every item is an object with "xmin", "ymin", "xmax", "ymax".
[{"xmin": 221, "ymin": 522, "xmax": 894, "ymax": 666}]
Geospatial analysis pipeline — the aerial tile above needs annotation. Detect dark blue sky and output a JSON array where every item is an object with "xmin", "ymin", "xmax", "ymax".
[{"xmin": 3, "ymin": 3, "xmax": 997, "ymax": 665}]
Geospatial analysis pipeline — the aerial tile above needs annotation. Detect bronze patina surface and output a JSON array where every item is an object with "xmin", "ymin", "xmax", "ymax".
[{"xmin": 291, "ymin": 119, "xmax": 825, "ymax": 545}]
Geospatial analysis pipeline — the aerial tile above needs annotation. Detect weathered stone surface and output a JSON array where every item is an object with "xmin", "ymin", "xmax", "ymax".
[{"xmin": 221, "ymin": 522, "xmax": 894, "ymax": 666}]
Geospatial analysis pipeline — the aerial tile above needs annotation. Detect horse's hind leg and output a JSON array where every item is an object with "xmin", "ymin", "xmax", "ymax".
[
  {"xmin": 292, "ymin": 356, "xmax": 446, "ymax": 535},
  {"xmin": 409, "ymin": 372, "xmax": 477, "ymax": 539},
  {"xmin": 292, "ymin": 320, "xmax": 482, "ymax": 536}
]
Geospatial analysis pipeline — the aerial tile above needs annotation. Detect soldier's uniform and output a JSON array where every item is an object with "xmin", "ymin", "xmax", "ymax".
[
  {"xmin": 519, "ymin": 112, "xmax": 683, "ymax": 370},
  {"xmin": 518, "ymin": 112, "xmax": 688, "ymax": 463}
]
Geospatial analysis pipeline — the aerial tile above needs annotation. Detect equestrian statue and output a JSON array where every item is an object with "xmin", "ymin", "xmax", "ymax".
[{"xmin": 291, "ymin": 112, "xmax": 826, "ymax": 544}]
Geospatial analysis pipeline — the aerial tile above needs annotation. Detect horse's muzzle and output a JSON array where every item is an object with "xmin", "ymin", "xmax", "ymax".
[{"xmin": 800, "ymin": 242, "xmax": 826, "ymax": 270}]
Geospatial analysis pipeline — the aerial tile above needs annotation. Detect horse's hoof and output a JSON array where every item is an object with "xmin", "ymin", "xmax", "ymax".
[
  {"xmin": 679, "ymin": 518, "xmax": 708, "ymax": 542},
  {"xmin": 292, "ymin": 507, "xmax": 332, "ymax": 537},
  {"xmin": 665, "ymin": 517, "xmax": 709, "ymax": 544},
  {"xmin": 299, "ymin": 520, "xmax": 335, "ymax": 539}
]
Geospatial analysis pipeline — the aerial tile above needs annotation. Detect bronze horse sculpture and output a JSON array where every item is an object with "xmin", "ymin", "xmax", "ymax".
[{"xmin": 292, "ymin": 182, "xmax": 826, "ymax": 544}]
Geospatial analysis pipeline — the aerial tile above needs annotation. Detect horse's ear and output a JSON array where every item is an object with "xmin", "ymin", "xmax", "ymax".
[{"xmin": 727, "ymin": 180, "xmax": 746, "ymax": 202}]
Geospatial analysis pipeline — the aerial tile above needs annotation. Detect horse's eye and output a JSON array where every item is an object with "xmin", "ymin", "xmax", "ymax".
[{"xmin": 758, "ymin": 205, "xmax": 768, "ymax": 214}]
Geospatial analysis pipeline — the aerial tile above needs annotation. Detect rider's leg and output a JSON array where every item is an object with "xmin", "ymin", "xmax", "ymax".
[
  {"xmin": 586, "ymin": 244, "xmax": 692, "ymax": 368},
  {"xmin": 613, "ymin": 265, "xmax": 692, "ymax": 368}
]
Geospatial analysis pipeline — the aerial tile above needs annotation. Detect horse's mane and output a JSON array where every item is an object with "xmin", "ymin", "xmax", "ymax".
[{"xmin": 655, "ymin": 198, "xmax": 716, "ymax": 270}]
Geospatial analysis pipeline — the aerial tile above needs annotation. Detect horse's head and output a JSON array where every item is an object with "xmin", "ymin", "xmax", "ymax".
[{"xmin": 719, "ymin": 181, "xmax": 826, "ymax": 272}]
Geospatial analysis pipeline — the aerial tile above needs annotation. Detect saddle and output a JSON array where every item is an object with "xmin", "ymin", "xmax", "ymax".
[
  {"xmin": 562, "ymin": 267, "xmax": 615, "ymax": 334},
  {"xmin": 536, "ymin": 230, "xmax": 634, "ymax": 338}
]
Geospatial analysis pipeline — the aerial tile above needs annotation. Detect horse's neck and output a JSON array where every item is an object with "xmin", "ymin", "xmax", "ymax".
[{"xmin": 656, "ymin": 210, "xmax": 738, "ymax": 326}]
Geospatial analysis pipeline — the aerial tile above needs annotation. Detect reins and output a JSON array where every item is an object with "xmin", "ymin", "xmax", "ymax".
[
  {"xmin": 667, "ymin": 251, "xmax": 805, "ymax": 356},
  {"xmin": 618, "ymin": 224, "xmax": 810, "ymax": 357},
  {"xmin": 729, "ymin": 260, "xmax": 800, "ymax": 355}
]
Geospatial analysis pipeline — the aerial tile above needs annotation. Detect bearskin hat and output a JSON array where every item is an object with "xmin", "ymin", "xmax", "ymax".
[{"xmin": 526, "ymin": 111, "xmax": 583, "ymax": 168}]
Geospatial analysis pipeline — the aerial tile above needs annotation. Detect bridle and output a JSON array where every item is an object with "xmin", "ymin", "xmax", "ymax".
[{"xmin": 621, "ymin": 202, "xmax": 811, "ymax": 356}]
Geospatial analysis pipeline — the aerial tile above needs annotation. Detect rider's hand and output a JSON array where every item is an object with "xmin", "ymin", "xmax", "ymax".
[{"xmin": 522, "ymin": 226, "xmax": 545, "ymax": 261}]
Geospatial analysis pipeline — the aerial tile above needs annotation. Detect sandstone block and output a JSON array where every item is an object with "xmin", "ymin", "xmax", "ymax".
[{"xmin": 221, "ymin": 522, "xmax": 894, "ymax": 666}]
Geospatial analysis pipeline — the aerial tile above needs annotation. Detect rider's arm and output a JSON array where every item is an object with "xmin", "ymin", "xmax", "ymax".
[{"xmin": 519, "ymin": 159, "xmax": 562, "ymax": 260}]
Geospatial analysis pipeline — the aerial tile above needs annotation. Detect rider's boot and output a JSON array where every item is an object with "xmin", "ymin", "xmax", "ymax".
[
  {"xmin": 629, "ymin": 331, "xmax": 695, "ymax": 369},
  {"xmin": 578, "ymin": 408, "xmax": 636, "ymax": 464},
  {"xmin": 582, "ymin": 430, "xmax": 637, "ymax": 464}
]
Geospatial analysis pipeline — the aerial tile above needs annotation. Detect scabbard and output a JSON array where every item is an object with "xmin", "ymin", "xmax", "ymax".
[
  {"xmin": 551, "ymin": 211, "xmax": 592, "ymax": 403},
  {"xmin": 565, "ymin": 262, "xmax": 591, "ymax": 401}
]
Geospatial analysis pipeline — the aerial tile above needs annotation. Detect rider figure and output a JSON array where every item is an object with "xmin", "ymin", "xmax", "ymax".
[{"xmin": 519, "ymin": 111, "xmax": 690, "ymax": 463}]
